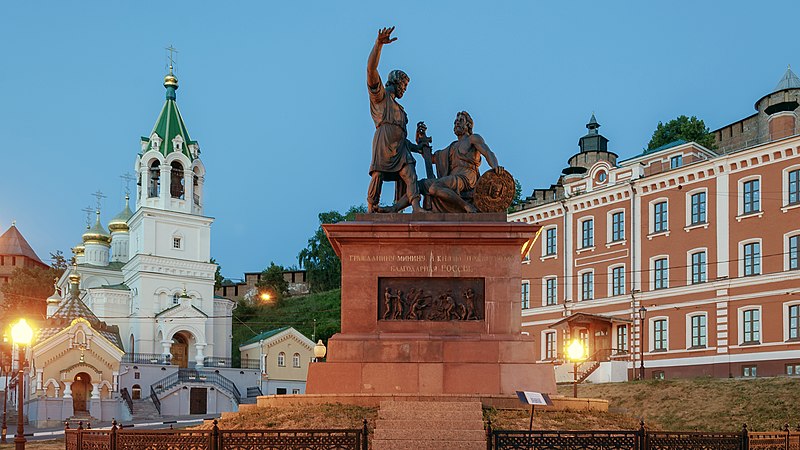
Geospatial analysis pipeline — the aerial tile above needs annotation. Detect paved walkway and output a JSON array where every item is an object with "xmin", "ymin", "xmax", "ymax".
[{"xmin": 22, "ymin": 414, "xmax": 220, "ymax": 441}]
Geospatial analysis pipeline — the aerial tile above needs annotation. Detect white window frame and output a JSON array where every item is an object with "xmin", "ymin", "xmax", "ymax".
[
  {"xmin": 670, "ymin": 154, "xmax": 683, "ymax": 169},
  {"xmin": 685, "ymin": 188, "xmax": 708, "ymax": 227},
  {"xmin": 738, "ymin": 238, "xmax": 762, "ymax": 278},
  {"xmin": 685, "ymin": 312, "xmax": 708, "ymax": 349},
  {"xmin": 783, "ymin": 164, "xmax": 800, "ymax": 208},
  {"xmin": 521, "ymin": 280, "xmax": 530, "ymax": 309},
  {"xmin": 541, "ymin": 330, "xmax": 557, "ymax": 361},
  {"xmin": 578, "ymin": 216, "xmax": 595, "ymax": 250},
  {"xmin": 578, "ymin": 269, "xmax": 594, "ymax": 301},
  {"xmin": 542, "ymin": 225, "xmax": 558, "ymax": 258},
  {"xmin": 608, "ymin": 264, "xmax": 626, "ymax": 297},
  {"xmin": 784, "ymin": 300, "xmax": 800, "ymax": 342},
  {"xmin": 686, "ymin": 247, "xmax": 708, "ymax": 285},
  {"xmin": 737, "ymin": 175, "xmax": 762, "ymax": 216},
  {"xmin": 542, "ymin": 276, "xmax": 557, "ymax": 307},
  {"xmin": 650, "ymin": 316, "xmax": 669, "ymax": 352},
  {"xmin": 171, "ymin": 231, "xmax": 185, "ymax": 251},
  {"xmin": 606, "ymin": 208, "xmax": 626, "ymax": 244},
  {"xmin": 737, "ymin": 305, "xmax": 762, "ymax": 345},
  {"xmin": 784, "ymin": 230, "xmax": 800, "ymax": 271},
  {"xmin": 649, "ymin": 255, "xmax": 669, "ymax": 291},
  {"xmin": 277, "ymin": 352, "xmax": 286, "ymax": 367},
  {"xmin": 292, "ymin": 352, "xmax": 301, "ymax": 368},
  {"xmin": 648, "ymin": 197, "xmax": 670, "ymax": 235},
  {"xmin": 615, "ymin": 324, "xmax": 629, "ymax": 353}
]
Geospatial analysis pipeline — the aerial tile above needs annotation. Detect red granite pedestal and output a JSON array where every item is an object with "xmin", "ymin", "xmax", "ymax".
[{"xmin": 305, "ymin": 213, "xmax": 556, "ymax": 396}]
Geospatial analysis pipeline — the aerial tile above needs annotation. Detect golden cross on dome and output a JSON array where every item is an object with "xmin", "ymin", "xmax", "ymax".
[
  {"xmin": 81, "ymin": 206, "xmax": 94, "ymax": 227},
  {"xmin": 120, "ymin": 172, "xmax": 136, "ymax": 196},
  {"xmin": 166, "ymin": 45, "xmax": 179, "ymax": 72},
  {"xmin": 92, "ymin": 190, "xmax": 107, "ymax": 210}
]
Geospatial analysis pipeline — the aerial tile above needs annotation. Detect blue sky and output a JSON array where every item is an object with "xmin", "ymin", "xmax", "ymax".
[{"xmin": 1, "ymin": 1, "xmax": 798, "ymax": 279}]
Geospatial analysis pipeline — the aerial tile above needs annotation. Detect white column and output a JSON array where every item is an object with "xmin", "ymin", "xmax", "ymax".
[
  {"xmin": 162, "ymin": 340, "xmax": 172, "ymax": 362},
  {"xmin": 183, "ymin": 171, "xmax": 193, "ymax": 213},
  {"xmin": 90, "ymin": 383, "xmax": 100, "ymax": 400},
  {"xmin": 36, "ymin": 369, "xmax": 43, "ymax": 391},
  {"xmin": 195, "ymin": 344, "xmax": 206, "ymax": 368},
  {"xmin": 112, "ymin": 372, "xmax": 119, "ymax": 392},
  {"xmin": 63, "ymin": 381, "xmax": 73, "ymax": 399},
  {"xmin": 160, "ymin": 165, "xmax": 170, "ymax": 206}
]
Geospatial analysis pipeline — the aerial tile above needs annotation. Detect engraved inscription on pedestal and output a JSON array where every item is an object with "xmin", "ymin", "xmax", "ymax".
[{"xmin": 377, "ymin": 277, "xmax": 485, "ymax": 321}]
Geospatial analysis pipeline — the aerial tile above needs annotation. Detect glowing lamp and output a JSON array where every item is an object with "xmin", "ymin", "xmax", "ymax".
[
  {"xmin": 260, "ymin": 292, "xmax": 271, "ymax": 302},
  {"xmin": 313, "ymin": 340, "xmax": 327, "ymax": 359},
  {"xmin": 567, "ymin": 339, "xmax": 585, "ymax": 362},
  {"xmin": 10, "ymin": 319, "xmax": 33, "ymax": 346}
]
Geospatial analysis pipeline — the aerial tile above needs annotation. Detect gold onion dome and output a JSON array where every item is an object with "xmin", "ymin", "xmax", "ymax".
[
  {"xmin": 68, "ymin": 270, "xmax": 81, "ymax": 284},
  {"xmin": 72, "ymin": 239, "xmax": 85, "ymax": 256},
  {"xmin": 83, "ymin": 211, "xmax": 111, "ymax": 245},
  {"xmin": 47, "ymin": 288, "xmax": 62, "ymax": 305},
  {"xmin": 108, "ymin": 195, "xmax": 133, "ymax": 233},
  {"xmin": 164, "ymin": 72, "xmax": 178, "ymax": 88}
]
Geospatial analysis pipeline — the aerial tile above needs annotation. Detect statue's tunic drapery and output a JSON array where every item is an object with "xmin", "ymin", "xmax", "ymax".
[{"xmin": 368, "ymin": 80, "xmax": 416, "ymax": 175}]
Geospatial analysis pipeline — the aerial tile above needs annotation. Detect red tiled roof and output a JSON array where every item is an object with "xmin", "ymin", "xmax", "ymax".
[{"xmin": 0, "ymin": 225, "xmax": 44, "ymax": 264}]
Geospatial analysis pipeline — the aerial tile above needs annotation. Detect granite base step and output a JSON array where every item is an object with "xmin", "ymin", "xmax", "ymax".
[{"xmin": 372, "ymin": 400, "xmax": 486, "ymax": 450}]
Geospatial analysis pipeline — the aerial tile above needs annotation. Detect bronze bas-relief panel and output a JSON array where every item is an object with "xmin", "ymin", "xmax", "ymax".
[{"xmin": 377, "ymin": 277, "xmax": 485, "ymax": 321}]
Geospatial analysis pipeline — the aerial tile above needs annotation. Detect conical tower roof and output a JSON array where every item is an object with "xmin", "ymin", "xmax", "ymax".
[
  {"xmin": 774, "ymin": 65, "xmax": 800, "ymax": 92},
  {"xmin": 108, "ymin": 195, "xmax": 133, "ymax": 233},
  {"xmin": 0, "ymin": 224, "xmax": 44, "ymax": 264},
  {"xmin": 142, "ymin": 68, "xmax": 195, "ymax": 160}
]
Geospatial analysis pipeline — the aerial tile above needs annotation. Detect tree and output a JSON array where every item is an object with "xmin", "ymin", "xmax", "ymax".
[
  {"xmin": 647, "ymin": 115, "xmax": 716, "ymax": 151},
  {"xmin": 255, "ymin": 262, "xmax": 289, "ymax": 302},
  {"xmin": 298, "ymin": 205, "xmax": 366, "ymax": 292},
  {"xmin": 210, "ymin": 257, "xmax": 224, "ymax": 290},
  {"xmin": 0, "ymin": 250, "xmax": 67, "ymax": 319}
]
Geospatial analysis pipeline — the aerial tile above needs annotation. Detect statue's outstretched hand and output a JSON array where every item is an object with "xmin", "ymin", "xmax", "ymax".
[
  {"xmin": 495, "ymin": 166, "xmax": 506, "ymax": 175},
  {"xmin": 377, "ymin": 27, "xmax": 397, "ymax": 45},
  {"xmin": 416, "ymin": 121, "xmax": 430, "ymax": 145}
]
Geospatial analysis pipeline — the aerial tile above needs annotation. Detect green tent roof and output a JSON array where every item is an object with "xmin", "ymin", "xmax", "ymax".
[{"xmin": 142, "ymin": 73, "xmax": 195, "ymax": 160}]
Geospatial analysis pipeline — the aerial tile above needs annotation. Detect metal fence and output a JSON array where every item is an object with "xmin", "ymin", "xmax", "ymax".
[
  {"xmin": 65, "ymin": 419, "xmax": 369, "ymax": 450},
  {"xmin": 488, "ymin": 422, "xmax": 800, "ymax": 450}
]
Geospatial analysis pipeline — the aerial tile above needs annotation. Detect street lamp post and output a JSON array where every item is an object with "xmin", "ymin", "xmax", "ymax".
[
  {"xmin": 638, "ymin": 306, "xmax": 647, "ymax": 381},
  {"xmin": 566, "ymin": 339, "xmax": 586, "ymax": 399},
  {"xmin": 11, "ymin": 319, "xmax": 33, "ymax": 450},
  {"xmin": 1, "ymin": 341, "xmax": 11, "ymax": 444}
]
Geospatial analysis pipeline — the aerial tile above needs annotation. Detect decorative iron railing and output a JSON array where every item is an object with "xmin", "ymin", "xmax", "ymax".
[
  {"xmin": 488, "ymin": 422, "xmax": 800, "ymax": 450},
  {"xmin": 121, "ymin": 353, "xmax": 170, "ymax": 365},
  {"xmin": 150, "ymin": 368, "xmax": 242, "ymax": 405},
  {"xmin": 120, "ymin": 387, "xmax": 133, "ymax": 414},
  {"xmin": 202, "ymin": 356, "xmax": 260, "ymax": 369},
  {"xmin": 149, "ymin": 385, "xmax": 161, "ymax": 415},
  {"xmin": 65, "ymin": 419, "xmax": 369, "ymax": 450}
]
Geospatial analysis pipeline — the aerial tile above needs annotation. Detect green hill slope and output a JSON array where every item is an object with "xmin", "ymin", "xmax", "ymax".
[{"xmin": 232, "ymin": 289, "xmax": 342, "ymax": 363}]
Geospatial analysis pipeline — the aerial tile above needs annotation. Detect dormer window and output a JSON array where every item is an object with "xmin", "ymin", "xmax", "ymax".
[
  {"xmin": 172, "ymin": 135, "xmax": 184, "ymax": 153},
  {"xmin": 150, "ymin": 133, "xmax": 162, "ymax": 152},
  {"xmin": 597, "ymin": 171, "xmax": 607, "ymax": 183},
  {"xmin": 670, "ymin": 155, "xmax": 683, "ymax": 169}
]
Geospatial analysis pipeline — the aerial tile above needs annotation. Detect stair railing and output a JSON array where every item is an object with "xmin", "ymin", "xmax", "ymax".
[
  {"xmin": 120, "ymin": 387, "xmax": 133, "ymax": 414},
  {"xmin": 150, "ymin": 368, "xmax": 242, "ymax": 406}
]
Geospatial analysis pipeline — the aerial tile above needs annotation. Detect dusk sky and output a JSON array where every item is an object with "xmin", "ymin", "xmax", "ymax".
[{"xmin": 2, "ymin": 1, "xmax": 799, "ymax": 279}]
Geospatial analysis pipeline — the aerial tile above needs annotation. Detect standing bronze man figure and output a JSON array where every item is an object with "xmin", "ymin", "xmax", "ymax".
[{"xmin": 366, "ymin": 27, "xmax": 424, "ymax": 213}]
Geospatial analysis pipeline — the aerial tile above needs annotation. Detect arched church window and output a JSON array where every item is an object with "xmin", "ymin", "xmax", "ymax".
[
  {"xmin": 193, "ymin": 172, "xmax": 200, "ymax": 206},
  {"xmin": 149, "ymin": 160, "xmax": 161, "ymax": 198},
  {"xmin": 277, "ymin": 352, "xmax": 285, "ymax": 367},
  {"xmin": 173, "ymin": 293, "xmax": 180, "ymax": 305},
  {"xmin": 292, "ymin": 353, "xmax": 300, "ymax": 368},
  {"xmin": 170, "ymin": 161, "xmax": 185, "ymax": 199}
]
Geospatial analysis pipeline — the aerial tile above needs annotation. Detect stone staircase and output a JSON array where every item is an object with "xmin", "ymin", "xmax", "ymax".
[
  {"xmin": 372, "ymin": 401, "xmax": 486, "ymax": 450},
  {"xmin": 129, "ymin": 398, "xmax": 161, "ymax": 422}
]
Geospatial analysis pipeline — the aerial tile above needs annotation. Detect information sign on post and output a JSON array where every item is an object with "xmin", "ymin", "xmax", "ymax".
[{"xmin": 516, "ymin": 391, "xmax": 553, "ymax": 430}]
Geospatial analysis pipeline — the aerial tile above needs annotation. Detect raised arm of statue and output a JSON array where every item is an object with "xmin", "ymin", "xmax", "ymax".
[
  {"xmin": 470, "ymin": 134, "xmax": 504, "ymax": 174},
  {"xmin": 367, "ymin": 27, "xmax": 396, "ymax": 92}
]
